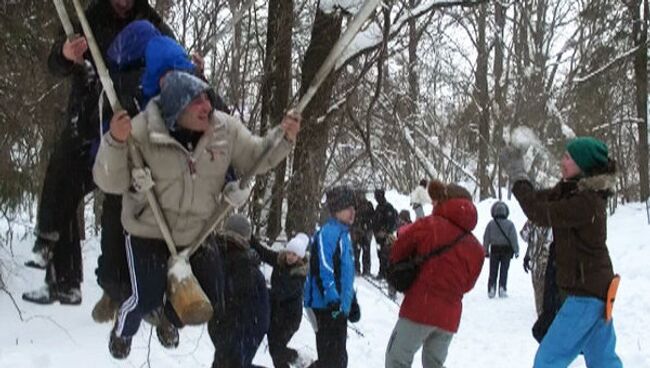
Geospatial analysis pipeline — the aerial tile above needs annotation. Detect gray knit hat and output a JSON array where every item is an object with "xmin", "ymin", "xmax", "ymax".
[
  {"xmin": 224, "ymin": 214, "xmax": 252, "ymax": 241},
  {"xmin": 159, "ymin": 71, "xmax": 210, "ymax": 131}
]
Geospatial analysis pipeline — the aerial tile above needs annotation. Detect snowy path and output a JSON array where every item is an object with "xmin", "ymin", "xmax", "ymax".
[{"xmin": 1, "ymin": 197, "xmax": 649, "ymax": 367}]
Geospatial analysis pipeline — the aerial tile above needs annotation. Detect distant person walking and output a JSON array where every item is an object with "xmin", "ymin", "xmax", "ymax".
[{"xmin": 483, "ymin": 201, "xmax": 519, "ymax": 298}]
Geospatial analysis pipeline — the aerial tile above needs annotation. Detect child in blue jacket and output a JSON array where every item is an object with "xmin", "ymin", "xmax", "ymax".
[{"xmin": 304, "ymin": 185, "xmax": 356, "ymax": 368}]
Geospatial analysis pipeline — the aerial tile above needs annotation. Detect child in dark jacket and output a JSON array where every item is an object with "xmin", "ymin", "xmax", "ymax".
[
  {"xmin": 208, "ymin": 215, "xmax": 270, "ymax": 368},
  {"xmin": 483, "ymin": 201, "xmax": 520, "ymax": 298},
  {"xmin": 252, "ymin": 233, "xmax": 309, "ymax": 368}
]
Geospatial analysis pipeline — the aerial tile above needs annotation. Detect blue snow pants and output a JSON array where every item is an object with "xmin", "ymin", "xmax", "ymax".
[{"xmin": 534, "ymin": 296, "xmax": 622, "ymax": 368}]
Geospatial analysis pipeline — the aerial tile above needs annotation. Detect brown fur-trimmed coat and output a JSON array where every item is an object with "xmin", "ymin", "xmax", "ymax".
[{"xmin": 512, "ymin": 173, "xmax": 617, "ymax": 300}]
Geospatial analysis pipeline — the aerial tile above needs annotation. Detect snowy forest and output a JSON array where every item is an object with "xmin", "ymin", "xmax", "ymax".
[
  {"xmin": 1, "ymin": 0, "xmax": 649, "ymax": 239},
  {"xmin": 1, "ymin": 0, "xmax": 650, "ymax": 367}
]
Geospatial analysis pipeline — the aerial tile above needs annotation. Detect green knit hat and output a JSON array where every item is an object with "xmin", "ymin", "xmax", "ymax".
[{"xmin": 566, "ymin": 137, "xmax": 608, "ymax": 174}]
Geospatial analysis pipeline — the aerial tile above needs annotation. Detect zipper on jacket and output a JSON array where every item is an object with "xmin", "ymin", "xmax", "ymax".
[
  {"xmin": 579, "ymin": 262, "xmax": 585, "ymax": 284},
  {"xmin": 187, "ymin": 156, "xmax": 197, "ymax": 178}
]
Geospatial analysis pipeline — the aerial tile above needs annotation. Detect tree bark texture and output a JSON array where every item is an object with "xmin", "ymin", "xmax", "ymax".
[{"xmin": 286, "ymin": 7, "xmax": 342, "ymax": 235}]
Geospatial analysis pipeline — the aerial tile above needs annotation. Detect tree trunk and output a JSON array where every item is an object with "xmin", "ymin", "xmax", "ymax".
[
  {"xmin": 250, "ymin": 0, "xmax": 293, "ymax": 238},
  {"xmin": 631, "ymin": 0, "xmax": 649, "ymax": 200},
  {"xmin": 266, "ymin": 0, "xmax": 294, "ymax": 240},
  {"xmin": 493, "ymin": 0, "xmax": 506, "ymax": 198},
  {"xmin": 228, "ymin": 0, "xmax": 243, "ymax": 112},
  {"xmin": 475, "ymin": 3, "xmax": 490, "ymax": 199},
  {"xmin": 285, "ymin": 7, "xmax": 342, "ymax": 235}
]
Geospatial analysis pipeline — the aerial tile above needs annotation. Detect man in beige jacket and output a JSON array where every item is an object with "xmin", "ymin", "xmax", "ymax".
[{"xmin": 93, "ymin": 70, "xmax": 300, "ymax": 359}]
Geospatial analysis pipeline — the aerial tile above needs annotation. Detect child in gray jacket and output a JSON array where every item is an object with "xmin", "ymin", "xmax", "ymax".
[{"xmin": 483, "ymin": 201, "xmax": 519, "ymax": 298}]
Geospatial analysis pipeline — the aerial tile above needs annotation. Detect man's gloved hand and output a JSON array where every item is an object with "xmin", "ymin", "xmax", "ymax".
[
  {"xmin": 515, "ymin": 252, "xmax": 519, "ymax": 259},
  {"xmin": 222, "ymin": 180, "xmax": 252, "ymax": 208},
  {"xmin": 132, "ymin": 167, "xmax": 155, "ymax": 192},
  {"xmin": 523, "ymin": 255, "xmax": 531, "ymax": 273},
  {"xmin": 499, "ymin": 146, "xmax": 528, "ymax": 183}
]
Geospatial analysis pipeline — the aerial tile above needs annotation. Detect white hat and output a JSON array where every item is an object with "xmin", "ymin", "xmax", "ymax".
[{"xmin": 286, "ymin": 233, "xmax": 310, "ymax": 258}]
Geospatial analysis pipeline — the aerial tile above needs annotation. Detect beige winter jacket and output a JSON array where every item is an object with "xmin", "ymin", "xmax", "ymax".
[{"xmin": 93, "ymin": 98, "xmax": 292, "ymax": 247}]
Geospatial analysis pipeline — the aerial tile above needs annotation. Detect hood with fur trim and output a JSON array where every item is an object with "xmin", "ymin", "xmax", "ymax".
[{"xmin": 577, "ymin": 173, "xmax": 617, "ymax": 193}]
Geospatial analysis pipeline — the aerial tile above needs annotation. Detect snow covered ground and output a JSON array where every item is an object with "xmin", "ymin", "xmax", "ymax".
[{"xmin": 1, "ymin": 191, "xmax": 649, "ymax": 367}]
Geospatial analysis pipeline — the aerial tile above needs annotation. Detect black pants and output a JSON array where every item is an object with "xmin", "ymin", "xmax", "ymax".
[
  {"xmin": 114, "ymin": 235, "xmax": 224, "ymax": 338},
  {"xmin": 376, "ymin": 235, "xmax": 391, "ymax": 279},
  {"xmin": 353, "ymin": 234, "xmax": 371, "ymax": 275},
  {"xmin": 95, "ymin": 193, "xmax": 129, "ymax": 302},
  {"xmin": 488, "ymin": 246, "xmax": 513, "ymax": 291},
  {"xmin": 268, "ymin": 297, "xmax": 302, "ymax": 368},
  {"xmin": 39, "ymin": 126, "xmax": 94, "ymax": 290},
  {"xmin": 308, "ymin": 309, "xmax": 348, "ymax": 368}
]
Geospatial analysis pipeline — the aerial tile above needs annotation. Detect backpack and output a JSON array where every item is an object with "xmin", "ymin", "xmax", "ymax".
[{"xmin": 387, "ymin": 232, "xmax": 468, "ymax": 292}]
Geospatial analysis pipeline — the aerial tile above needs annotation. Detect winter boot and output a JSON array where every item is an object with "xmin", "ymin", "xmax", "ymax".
[
  {"xmin": 22, "ymin": 285, "xmax": 56, "ymax": 304},
  {"xmin": 156, "ymin": 314, "xmax": 180, "ymax": 349},
  {"xmin": 92, "ymin": 292, "xmax": 119, "ymax": 322},
  {"xmin": 488, "ymin": 287, "xmax": 496, "ymax": 299},
  {"xmin": 56, "ymin": 286, "xmax": 82, "ymax": 305},
  {"xmin": 285, "ymin": 347, "xmax": 299, "ymax": 362},
  {"xmin": 24, "ymin": 236, "xmax": 55, "ymax": 270},
  {"xmin": 109, "ymin": 330, "xmax": 132, "ymax": 359},
  {"xmin": 498, "ymin": 286, "xmax": 508, "ymax": 298}
]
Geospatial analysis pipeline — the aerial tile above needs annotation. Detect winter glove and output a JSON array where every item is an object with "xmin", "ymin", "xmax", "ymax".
[
  {"xmin": 348, "ymin": 295, "xmax": 361, "ymax": 323},
  {"xmin": 222, "ymin": 180, "xmax": 252, "ymax": 208},
  {"xmin": 499, "ymin": 146, "xmax": 528, "ymax": 183},
  {"xmin": 515, "ymin": 252, "xmax": 519, "ymax": 259},
  {"xmin": 328, "ymin": 303, "xmax": 344, "ymax": 320},
  {"xmin": 132, "ymin": 167, "xmax": 155, "ymax": 192},
  {"xmin": 523, "ymin": 255, "xmax": 531, "ymax": 273}
]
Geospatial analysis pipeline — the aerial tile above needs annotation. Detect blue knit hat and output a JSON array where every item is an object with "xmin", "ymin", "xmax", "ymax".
[
  {"xmin": 141, "ymin": 36, "xmax": 196, "ymax": 102},
  {"xmin": 566, "ymin": 137, "xmax": 609, "ymax": 174},
  {"xmin": 160, "ymin": 71, "xmax": 210, "ymax": 131},
  {"xmin": 107, "ymin": 20, "xmax": 161, "ymax": 71}
]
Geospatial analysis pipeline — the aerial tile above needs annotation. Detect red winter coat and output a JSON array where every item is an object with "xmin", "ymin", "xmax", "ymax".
[{"xmin": 390, "ymin": 198, "xmax": 485, "ymax": 333}]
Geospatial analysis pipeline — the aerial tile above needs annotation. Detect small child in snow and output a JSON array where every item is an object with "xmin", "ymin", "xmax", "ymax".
[
  {"xmin": 251, "ymin": 233, "xmax": 309, "ymax": 368},
  {"xmin": 209, "ymin": 214, "xmax": 270, "ymax": 368}
]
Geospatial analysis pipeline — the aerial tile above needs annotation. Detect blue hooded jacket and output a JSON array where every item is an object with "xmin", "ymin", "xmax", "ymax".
[
  {"xmin": 304, "ymin": 218, "xmax": 355, "ymax": 315},
  {"xmin": 141, "ymin": 35, "xmax": 195, "ymax": 103},
  {"xmin": 106, "ymin": 20, "xmax": 161, "ymax": 71}
]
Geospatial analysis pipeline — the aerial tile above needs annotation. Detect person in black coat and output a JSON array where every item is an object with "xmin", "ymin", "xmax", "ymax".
[
  {"xmin": 352, "ymin": 191, "xmax": 373, "ymax": 275},
  {"xmin": 23, "ymin": 0, "xmax": 174, "ymax": 305},
  {"xmin": 372, "ymin": 189, "xmax": 398, "ymax": 279},
  {"xmin": 209, "ymin": 214, "xmax": 270, "ymax": 368},
  {"xmin": 252, "ymin": 234, "xmax": 310, "ymax": 368}
]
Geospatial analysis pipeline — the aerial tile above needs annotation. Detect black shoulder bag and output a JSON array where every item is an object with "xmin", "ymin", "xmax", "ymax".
[
  {"xmin": 494, "ymin": 220, "xmax": 514, "ymax": 255},
  {"xmin": 387, "ymin": 232, "xmax": 468, "ymax": 292}
]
